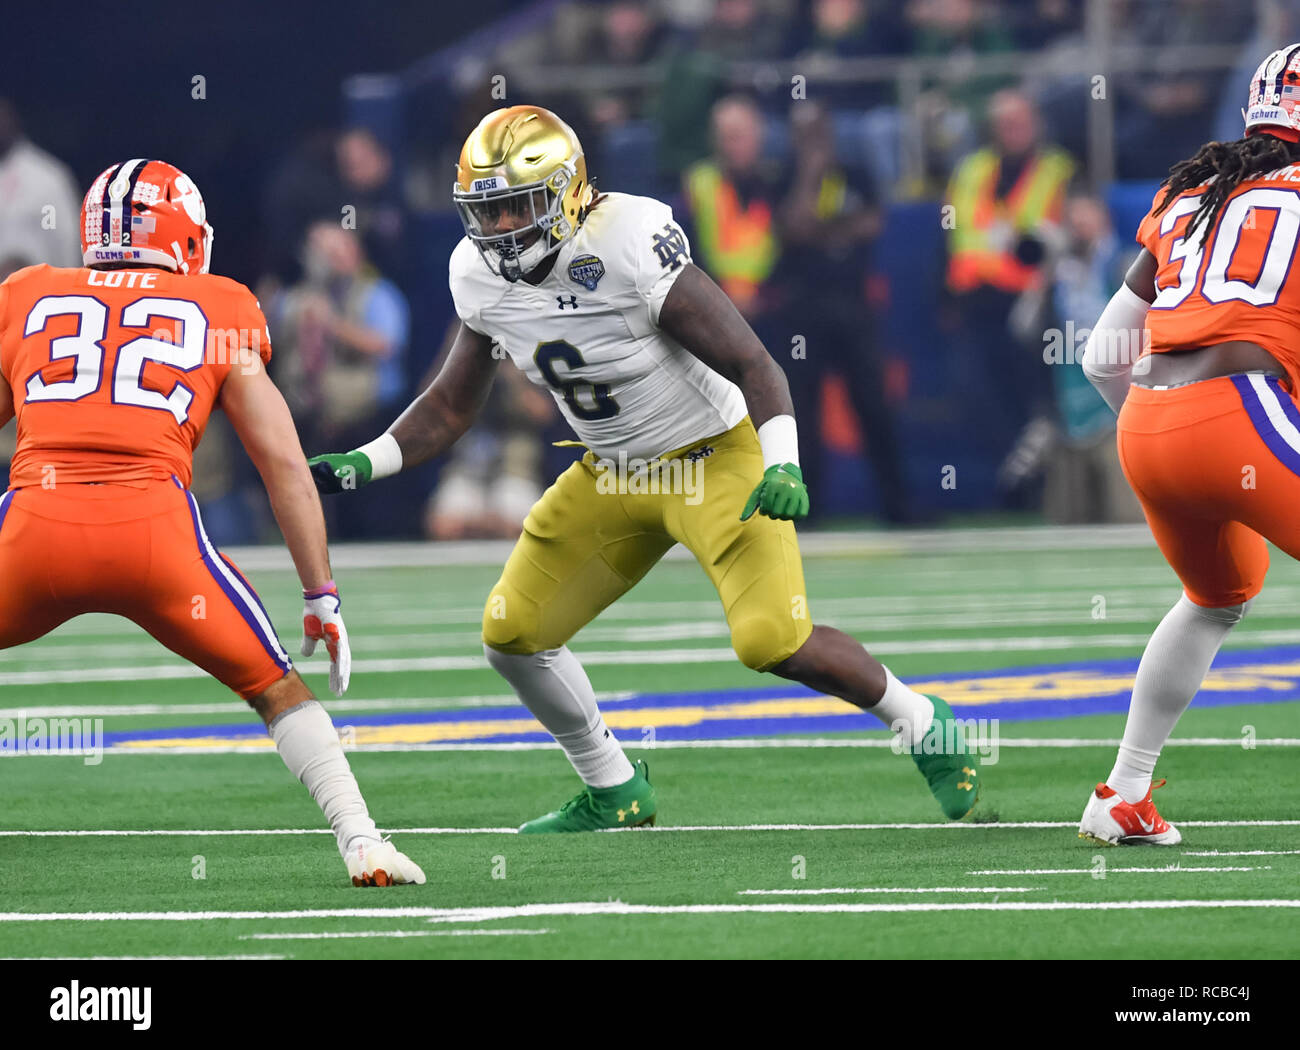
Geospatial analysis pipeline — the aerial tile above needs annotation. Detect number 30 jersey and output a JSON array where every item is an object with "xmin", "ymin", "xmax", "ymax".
[
  {"xmin": 449, "ymin": 192, "xmax": 746, "ymax": 460},
  {"xmin": 1138, "ymin": 168, "xmax": 1300, "ymax": 393},
  {"xmin": 0, "ymin": 264, "xmax": 272, "ymax": 489}
]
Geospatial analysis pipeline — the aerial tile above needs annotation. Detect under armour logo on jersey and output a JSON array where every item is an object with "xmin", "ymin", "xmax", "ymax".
[
  {"xmin": 556, "ymin": 294, "xmax": 579, "ymax": 309},
  {"xmin": 652, "ymin": 223, "xmax": 688, "ymax": 271}
]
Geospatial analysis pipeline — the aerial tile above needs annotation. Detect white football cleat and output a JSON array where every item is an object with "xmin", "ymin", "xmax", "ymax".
[
  {"xmin": 346, "ymin": 839, "xmax": 426, "ymax": 886},
  {"xmin": 1078, "ymin": 778, "xmax": 1182, "ymax": 846}
]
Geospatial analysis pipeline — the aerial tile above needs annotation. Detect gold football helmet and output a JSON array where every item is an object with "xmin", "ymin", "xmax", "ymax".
[{"xmin": 453, "ymin": 105, "xmax": 595, "ymax": 281}]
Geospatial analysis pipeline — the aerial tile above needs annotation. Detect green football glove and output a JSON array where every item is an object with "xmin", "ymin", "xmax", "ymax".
[
  {"xmin": 740, "ymin": 463, "xmax": 809, "ymax": 523},
  {"xmin": 308, "ymin": 450, "xmax": 373, "ymax": 495}
]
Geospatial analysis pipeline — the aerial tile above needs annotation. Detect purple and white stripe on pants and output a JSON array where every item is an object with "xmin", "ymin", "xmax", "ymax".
[{"xmin": 172, "ymin": 477, "xmax": 291, "ymax": 672}]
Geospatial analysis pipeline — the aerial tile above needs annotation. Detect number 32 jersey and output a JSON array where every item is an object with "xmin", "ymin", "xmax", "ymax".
[
  {"xmin": 449, "ymin": 192, "xmax": 746, "ymax": 460},
  {"xmin": 1138, "ymin": 168, "xmax": 1300, "ymax": 392},
  {"xmin": 0, "ymin": 264, "xmax": 272, "ymax": 488}
]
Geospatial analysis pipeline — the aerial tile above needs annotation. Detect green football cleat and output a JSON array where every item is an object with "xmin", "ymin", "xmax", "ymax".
[
  {"xmin": 518, "ymin": 760, "xmax": 657, "ymax": 834},
  {"xmin": 910, "ymin": 695, "xmax": 981, "ymax": 820}
]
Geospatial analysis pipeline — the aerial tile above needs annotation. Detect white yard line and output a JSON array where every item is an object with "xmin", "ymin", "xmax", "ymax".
[
  {"xmin": 240, "ymin": 929, "xmax": 552, "ymax": 940},
  {"xmin": 8, "ymin": 627, "xmax": 1300, "ymax": 685},
  {"xmin": 737, "ymin": 886, "xmax": 1044, "ymax": 895},
  {"xmin": 416, "ymin": 899, "xmax": 1300, "ymax": 920},
  {"xmin": 2, "ymin": 898, "xmax": 1298, "ymax": 923},
  {"xmin": 8, "ymin": 588, "xmax": 1181, "ymax": 639},
  {"xmin": 210, "ymin": 526, "xmax": 1165, "ymax": 571},
  {"xmin": 42, "ymin": 583, "xmax": 1300, "ymax": 637},
  {"xmin": 0, "ymin": 827, "xmax": 516, "ymax": 837},
  {"xmin": 634, "ymin": 820, "xmax": 1300, "ymax": 833},
  {"xmin": 0, "ymin": 954, "xmax": 287, "ymax": 960},
  {"xmin": 968, "ymin": 867, "xmax": 1269, "ymax": 875},
  {"xmin": 3, "ymin": 819, "xmax": 1297, "ymax": 838},
  {"xmin": 21, "ymin": 588, "xmax": 1300, "ymax": 659},
  {"xmin": 74, "ymin": 737, "xmax": 1300, "ymax": 758},
  {"xmin": 1182, "ymin": 850, "xmax": 1300, "ymax": 857},
  {"xmin": 9, "ymin": 604, "xmax": 1300, "ymax": 666},
  {"xmin": 0, "ymin": 693, "xmax": 630, "ymax": 719}
]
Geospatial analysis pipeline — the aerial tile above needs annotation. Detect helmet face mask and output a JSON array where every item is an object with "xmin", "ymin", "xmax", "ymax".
[
  {"xmin": 453, "ymin": 107, "xmax": 592, "ymax": 283},
  {"xmin": 454, "ymin": 174, "xmax": 571, "ymax": 282}
]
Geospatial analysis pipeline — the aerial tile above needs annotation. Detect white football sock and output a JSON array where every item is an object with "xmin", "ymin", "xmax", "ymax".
[
  {"xmin": 269, "ymin": 699, "xmax": 380, "ymax": 857},
  {"xmin": 870, "ymin": 667, "xmax": 935, "ymax": 747},
  {"xmin": 485, "ymin": 644, "xmax": 635, "ymax": 788},
  {"xmin": 1107, "ymin": 594, "xmax": 1248, "ymax": 803}
]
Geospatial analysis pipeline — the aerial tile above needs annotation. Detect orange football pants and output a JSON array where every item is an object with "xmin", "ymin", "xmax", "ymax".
[
  {"xmin": 1116, "ymin": 374, "xmax": 1300, "ymax": 608},
  {"xmin": 0, "ymin": 477, "xmax": 291, "ymax": 698}
]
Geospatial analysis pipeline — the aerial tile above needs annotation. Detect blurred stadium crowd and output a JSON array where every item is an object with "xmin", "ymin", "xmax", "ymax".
[{"xmin": 0, "ymin": 0, "xmax": 1288, "ymax": 541}]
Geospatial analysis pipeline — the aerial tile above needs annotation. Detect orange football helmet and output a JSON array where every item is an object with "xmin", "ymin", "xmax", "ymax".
[{"xmin": 80, "ymin": 159, "xmax": 214, "ymax": 274}]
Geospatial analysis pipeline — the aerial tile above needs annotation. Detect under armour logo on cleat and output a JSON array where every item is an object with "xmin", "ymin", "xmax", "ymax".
[
  {"xmin": 617, "ymin": 800, "xmax": 641, "ymax": 822},
  {"xmin": 957, "ymin": 767, "xmax": 977, "ymax": 791}
]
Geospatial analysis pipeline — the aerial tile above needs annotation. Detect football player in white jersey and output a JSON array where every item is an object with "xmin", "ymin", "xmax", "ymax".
[{"xmin": 310, "ymin": 106, "xmax": 980, "ymax": 830}]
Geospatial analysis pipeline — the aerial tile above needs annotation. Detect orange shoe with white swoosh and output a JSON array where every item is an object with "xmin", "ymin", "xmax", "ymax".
[{"xmin": 1078, "ymin": 778, "xmax": 1182, "ymax": 846}]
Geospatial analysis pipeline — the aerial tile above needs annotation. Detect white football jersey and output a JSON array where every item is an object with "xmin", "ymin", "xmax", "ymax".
[{"xmin": 448, "ymin": 192, "xmax": 747, "ymax": 460}]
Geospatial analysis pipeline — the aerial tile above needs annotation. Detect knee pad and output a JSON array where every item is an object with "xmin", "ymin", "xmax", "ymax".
[
  {"xmin": 481, "ymin": 585, "xmax": 542, "ymax": 653},
  {"xmin": 484, "ymin": 642, "xmax": 553, "ymax": 674},
  {"xmin": 730, "ymin": 614, "xmax": 808, "ymax": 672},
  {"xmin": 1183, "ymin": 593, "xmax": 1250, "ymax": 627}
]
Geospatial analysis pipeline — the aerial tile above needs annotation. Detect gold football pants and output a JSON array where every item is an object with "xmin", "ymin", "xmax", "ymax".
[{"xmin": 482, "ymin": 417, "xmax": 812, "ymax": 671}]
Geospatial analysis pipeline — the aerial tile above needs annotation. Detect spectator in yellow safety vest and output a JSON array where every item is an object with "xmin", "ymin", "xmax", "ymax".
[
  {"xmin": 681, "ymin": 95, "xmax": 786, "ymax": 323},
  {"xmin": 942, "ymin": 89, "xmax": 1075, "ymax": 505}
]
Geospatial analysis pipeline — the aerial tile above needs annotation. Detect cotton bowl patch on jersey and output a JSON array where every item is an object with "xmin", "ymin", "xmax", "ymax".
[{"xmin": 568, "ymin": 253, "xmax": 605, "ymax": 291}]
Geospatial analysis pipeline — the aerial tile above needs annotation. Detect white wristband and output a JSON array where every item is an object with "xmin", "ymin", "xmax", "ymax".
[
  {"xmin": 356, "ymin": 433, "xmax": 403, "ymax": 480},
  {"xmin": 756, "ymin": 414, "xmax": 800, "ymax": 470}
]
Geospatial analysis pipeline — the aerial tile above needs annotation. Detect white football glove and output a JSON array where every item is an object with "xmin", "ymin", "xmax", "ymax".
[
  {"xmin": 301, "ymin": 582, "xmax": 351, "ymax": 697},
  {"xmin": 346, "ymin": 838, "xmax": 426, "ymax": 887}
]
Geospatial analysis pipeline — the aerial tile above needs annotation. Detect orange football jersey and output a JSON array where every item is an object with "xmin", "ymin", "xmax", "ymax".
[
  {"xmin": 0, "ymin": 263, "xmax": 271, "ymax": 488},
  {"xmin": 1138, "ymin": 167, "xmax": 1300, "ymax": 391}
]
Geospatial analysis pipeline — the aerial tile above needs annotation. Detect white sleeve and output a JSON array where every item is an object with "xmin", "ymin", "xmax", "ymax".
[
  {"xmin": 1080, "ymin": 283, "xmax": 1151, "ymax": 413},
  {"xmin": 448, "ymin": 239, "xmax": 484, "ymax": 333},
  {"xmin": 633, "ymin": 201, "xmax": 692, "ymax": 325}
]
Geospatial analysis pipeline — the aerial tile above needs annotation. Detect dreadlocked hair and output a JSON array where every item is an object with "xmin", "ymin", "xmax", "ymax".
[{"xmin": 1155, "ymin": 134, "xmax": 1300, "ymax": 244}]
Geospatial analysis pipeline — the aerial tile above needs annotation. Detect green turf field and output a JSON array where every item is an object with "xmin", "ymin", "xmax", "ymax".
[{"xmin": 1, "ymin": 525, "xmax": 1297, "ymax": 959}]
